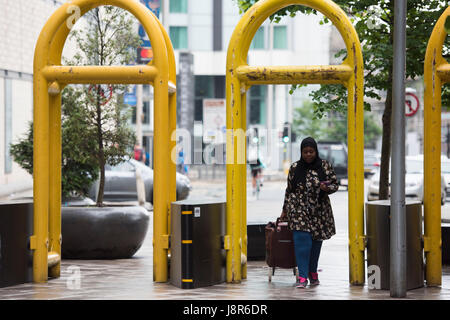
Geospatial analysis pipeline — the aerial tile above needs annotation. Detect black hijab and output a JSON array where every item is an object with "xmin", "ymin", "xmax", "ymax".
[{"xmin": 292, "ymin": 137, "xmax": 327, "ymax": 188}]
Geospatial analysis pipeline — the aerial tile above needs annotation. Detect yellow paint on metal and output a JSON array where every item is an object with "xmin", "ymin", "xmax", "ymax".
[
  {"xmin": 32, "ymin": 0, "xmax": 175, "ymax": 283},
  {"xmin": 423, "ymin": 6, "xmax": 450, "ymax": 287},
  {"xmin": 155, "ymin": 18, "xmax": 177, "ymax": 244},
  {"xmin": 437, "ymin": 64, "xmax": 450, "ymax": 82},
  {"xmin": 41, "ymin": 65, "xmax": 158, "ymax": 84},
  {"xmin": 236, "ymin": 65, "xmax": 353, "ymax": 85},
  {"xmin": 182, "ymin": 279, "xmax": 193, "ymax": 283},
  {"xmin": 182, "ymin": 240, "xmax": 193, "ymax": 244},
  {"xmin": 226, "ymin": 0, "xmax": 365, "ymax": 284},
  {"xmin": 48, "ymin": 92, "xmax": 62, "ymax": 279},
  {"xmin": 240, "ymin": 87, "xmax": 248, "ymax": 280},
  {"xmin": 423, "ymin": 236, "xmax": 431, "ymax": 253},
  {"xmin": 223, "ymin": 235, "xmax": 231, "ymax": 250},
  {"xmin": 47, "ymin": 252, "xmax": 61, "ymax": 269}
]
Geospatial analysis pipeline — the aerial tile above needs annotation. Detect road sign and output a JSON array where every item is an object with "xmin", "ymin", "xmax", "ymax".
[
  {"xmin": 87, "ymin": 84, "xmax": 113, "ymax": 106},
  {"xmin": 405, "ymin": 92, "xmax": 420, "ymax": 117},
  {"xmin": 124, "ymin": 92, "xmax": 137, "ymax": 106},
  {"xmin": 203, "ymin": 99, "xmax": 226, "ymax": 144}
]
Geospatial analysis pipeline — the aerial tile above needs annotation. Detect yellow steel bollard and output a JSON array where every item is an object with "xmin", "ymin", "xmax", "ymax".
[
  {"xmin": 48, "ymin": 84, "xmax": 63, "ymax": 278},
  {"xmin": 155, "ymin": 17, "xmax": 178, "ymax": 265},
  {"xmin": 32, "ymin": 0, "xmax": 176, "ymax": 283},
  {"xmin": 423, "ymin": 6, "xmax": 450, "ymax": 287},
  {"xmin": 241, "ymin": 90, "xmax": 248, "ymax": 280},
  {"xmin": 226, "ymin": 0, "xmax": 365, "ymax": 284}
]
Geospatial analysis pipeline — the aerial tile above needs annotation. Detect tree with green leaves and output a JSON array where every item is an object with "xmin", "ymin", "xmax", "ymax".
[
  {"xmin": 235, "ymin": 0, "xmax": 448, "ymax": 199},
  {"xmin": 293, "ymin": 100, "xmax": 327, "ymax": 140},
  {"xmin": 11, "ymin": 87, "xmax": 99, "ymax": 199},
  {"xmin": 66, "ymin": 6, "xmax": 141, "ymax": 206},
  {"xmin": 293, "ymin": 101, "xmax": 382, "ymax": 147},
  {"xmin": 11, "ymin": 6, "xmax": 141, "ymax": 206}
]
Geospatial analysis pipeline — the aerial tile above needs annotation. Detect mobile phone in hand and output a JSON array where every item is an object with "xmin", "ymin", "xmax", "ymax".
[{"xmin": 320, "ymin": 181, "xmax": 331, "ymax": 186}]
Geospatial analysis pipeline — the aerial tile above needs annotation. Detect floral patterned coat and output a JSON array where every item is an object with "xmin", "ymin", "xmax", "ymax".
[{"xmin": 282, "ymin": 159, "xmax": 338, "ymax": 241}]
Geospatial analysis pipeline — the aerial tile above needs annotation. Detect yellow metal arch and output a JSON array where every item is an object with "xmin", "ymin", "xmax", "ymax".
[
  {"xmin": 226, "ymin": 0, "xmax": 365, "ymax": 284},
  {"xmin": 423, "ymin": 6, "xmax": 450, "ymax": 287},
  {"xmin": 32, "ymin": 0, "xmax": 176, "ymax": 283}
]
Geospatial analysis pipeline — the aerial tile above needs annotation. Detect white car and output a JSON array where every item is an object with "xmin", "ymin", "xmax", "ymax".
[
  {"xmin": 367, "ymin": 155, "xmax": 446, "ymax": 205},
  {"xmin": 442, "ymin": 157, "xmax": 450, "ymax": 199},
  {"xmin": 88, "ymin": 159, "xmax": 192, "ymax": 203}
]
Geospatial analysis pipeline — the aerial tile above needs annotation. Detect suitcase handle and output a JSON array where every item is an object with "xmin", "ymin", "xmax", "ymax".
[
  {"xmin": 276, "ymin": 218, "xmax": 288, "ymax": 231},
  {"xmin": 266, "ymin": 218, "xmax": 289, "ymax": 232}
]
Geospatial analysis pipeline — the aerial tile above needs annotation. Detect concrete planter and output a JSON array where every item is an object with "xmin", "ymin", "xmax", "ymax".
[{"xmin": 61, "ymin": 205, "xmax": 149, "ymax": 259}]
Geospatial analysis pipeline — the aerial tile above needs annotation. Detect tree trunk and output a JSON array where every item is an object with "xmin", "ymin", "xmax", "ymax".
[
  {"xmin": 379, "ymin": 85, "xmax": 393, "ymax": 200},
  {"xmin": 96, "ymin": 86, "xmax": 105, "ymax": 207},
  {"xmin": 379, "ymin": 3, "xmax": 395, "ymax": 201},
  {"xmin": 95, "ymin": 8, "xmax": 106, "ymax": 207}
]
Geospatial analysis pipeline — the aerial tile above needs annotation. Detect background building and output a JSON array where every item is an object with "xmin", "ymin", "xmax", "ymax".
[
  {"xmin": 0, "ymin": 0, "xmax": 67, "ymax": 197},
  {"xmin": 157, "ymin": 0, "xmax": 334, "ymax": 172},
  {"xmin": 0, "ymin": 0, "xmax": 431, "ymax": 196}
]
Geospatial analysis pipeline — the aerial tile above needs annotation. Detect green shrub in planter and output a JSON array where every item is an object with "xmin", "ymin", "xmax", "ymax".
[{"xmin": 10, "ymin": 87, "xmax": 100, "ymax": 199}]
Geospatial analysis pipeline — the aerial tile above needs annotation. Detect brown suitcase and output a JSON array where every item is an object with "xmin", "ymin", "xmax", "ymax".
[{"xmin": 265, "ymin": 218, "xmax": 297, "ymax": 281}]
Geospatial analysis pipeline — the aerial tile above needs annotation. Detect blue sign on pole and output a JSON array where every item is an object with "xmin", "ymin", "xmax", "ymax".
[
  {"xmin": 137, "ymin": 0, "xmax": 161, "ymax": 64},
  {"xmin": 124, "ymin": 93, "xmax": 137, "ymax": 106},
  {"xmin": 142, "ymin": 0, "xmax": 160, "ymax": 16}
]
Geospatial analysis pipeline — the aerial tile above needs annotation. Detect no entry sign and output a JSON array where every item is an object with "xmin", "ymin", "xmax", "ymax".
[{"xmin": 405, "ymin": 92, "xmax": 420, "ymax": 117}]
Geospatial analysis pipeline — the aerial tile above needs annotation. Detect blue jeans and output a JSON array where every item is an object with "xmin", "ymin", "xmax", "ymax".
[{"xmin": 292, "ymin": 231, "xmax": 323, "ymax": 279}]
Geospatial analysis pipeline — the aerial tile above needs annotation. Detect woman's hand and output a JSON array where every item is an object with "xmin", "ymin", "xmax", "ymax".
[{"xmin": 320, "ymin": 181, "xmax": 331, "ymax": 192}]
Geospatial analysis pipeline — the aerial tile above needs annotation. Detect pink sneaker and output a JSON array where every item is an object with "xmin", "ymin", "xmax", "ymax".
[
  {"xmin": 296, "ymin": 277, "xmax": 308, "ymax": 288},
  {"xmin": 308, "ymin": 272, "xmax": 320, "ymax": 286}
]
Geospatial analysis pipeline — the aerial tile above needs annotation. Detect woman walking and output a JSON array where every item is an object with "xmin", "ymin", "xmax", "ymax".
[{"xmin": 280, "ymin": 137, "xmax": 338, "ymax": 288}]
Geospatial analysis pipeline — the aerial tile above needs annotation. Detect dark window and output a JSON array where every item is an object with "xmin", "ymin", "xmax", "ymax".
[
  {"xmin": 143, "ymin": 101, "xmax": 149, "ymax": 124},
  {"xmin": 248, "ymin": 85, "xmax": 267, "ymax": 125},
  {"xmin": 214, "ymin": 76, "xmax": 225, "ymax": 99},
  {"xmin": 194, "ymin": 75, "xmax": 225, "ymax": 121},
  {"xmin": 131, "ymin": 99, "xmax": 149, "ymax": 125}
]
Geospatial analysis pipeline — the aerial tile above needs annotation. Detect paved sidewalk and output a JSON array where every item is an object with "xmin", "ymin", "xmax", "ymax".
[
  {"xmin": 1, "ymin": 222, "xmax": 450, "ymax": 300},
  {"xmin": 2, "ymin": 181, "xmax": 450, "ymax": 300}
]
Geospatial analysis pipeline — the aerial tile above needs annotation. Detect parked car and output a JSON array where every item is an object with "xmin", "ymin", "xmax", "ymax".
[
  {"xmin": 88, "ymin": 159, "xmax": 192, "ymax": 204},
  {"xmin": 364, "ymin": 153, "xmax": 380, "ymax": 178},
  {"xmin": 317, "ymin": 141, "xmax": 348, "ymax": 187},
  {"xmin": 367, "ymin": 155, "xmax": 446, "ymax": 205}
]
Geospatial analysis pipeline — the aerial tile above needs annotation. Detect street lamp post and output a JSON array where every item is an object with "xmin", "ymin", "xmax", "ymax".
[{"xmin": 390, "ymin": 0, "xmax": 407, "ymax": 298}]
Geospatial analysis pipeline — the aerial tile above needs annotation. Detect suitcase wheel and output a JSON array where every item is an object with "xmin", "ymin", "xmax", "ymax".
[{"xmin": 268, "ymin": 267, "xmax": 276, "ymax": 282}]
